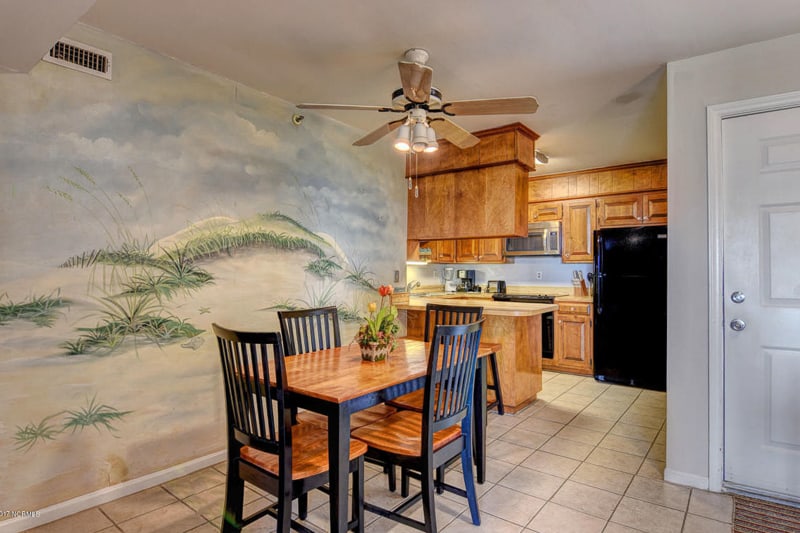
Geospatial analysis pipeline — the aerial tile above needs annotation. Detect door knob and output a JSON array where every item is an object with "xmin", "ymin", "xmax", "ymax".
[
  {"xmin": 731, "ymin": 291, "xmax": 746, "ymax": 304},
  {"xmin": 730, "ymin": 319, "xmax": 746, "ymax": 331}
]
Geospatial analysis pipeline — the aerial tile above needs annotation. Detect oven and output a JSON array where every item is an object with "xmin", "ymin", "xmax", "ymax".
[{"xmin": 491, "ymin": 293, "xmax": 555, "ymax": 359}]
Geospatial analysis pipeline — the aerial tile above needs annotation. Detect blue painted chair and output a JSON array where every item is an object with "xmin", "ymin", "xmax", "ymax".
[{"xmin": 351, "ymin": 320, "xmax": 483, "ymax": 533}]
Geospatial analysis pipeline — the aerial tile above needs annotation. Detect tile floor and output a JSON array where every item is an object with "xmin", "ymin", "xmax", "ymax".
[{"xmin": 23, "ymin": 372, "xmax": 734, "ymax": 533}]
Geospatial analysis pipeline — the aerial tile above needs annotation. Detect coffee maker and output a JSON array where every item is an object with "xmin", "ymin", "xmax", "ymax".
[{"xmin": 456, "ymin": 269, "xmax": 476, "ymax": 292}]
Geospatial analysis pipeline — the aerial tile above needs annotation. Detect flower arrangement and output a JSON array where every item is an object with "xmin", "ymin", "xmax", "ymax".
[{"xmin": 355, "ymin": 285, "xmax": 400, "ymax": 361}]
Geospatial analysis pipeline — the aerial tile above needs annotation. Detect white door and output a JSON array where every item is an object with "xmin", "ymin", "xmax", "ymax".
[{"xmin": 722, "ymin": 105, "xmax": 800, "ymax": 500}]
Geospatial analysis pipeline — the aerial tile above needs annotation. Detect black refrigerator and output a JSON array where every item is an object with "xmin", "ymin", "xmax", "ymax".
[{"xmin": 593, "ymin": 225, "xmax": 667, "ymax": 391}]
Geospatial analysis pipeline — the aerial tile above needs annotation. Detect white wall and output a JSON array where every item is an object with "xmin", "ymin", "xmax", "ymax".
[{"xmin": 666, "ymin": 32, "xmax": 800, "ymax": 488}]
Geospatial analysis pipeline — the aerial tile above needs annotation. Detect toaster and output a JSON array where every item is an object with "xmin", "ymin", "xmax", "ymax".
[{"xmin": 486, "ymin": 280, "xmax": 507, "ymax": 294}]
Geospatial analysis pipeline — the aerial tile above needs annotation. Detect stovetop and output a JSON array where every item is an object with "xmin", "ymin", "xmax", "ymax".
[{"xmin": 491, "ymin": 293, "xmax": 556, "ymax": 303}]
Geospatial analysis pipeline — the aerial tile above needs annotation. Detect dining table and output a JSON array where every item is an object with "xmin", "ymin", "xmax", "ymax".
[{"xmin": 281, "ymin": 337, "xmax": 500, "ymax": 533}]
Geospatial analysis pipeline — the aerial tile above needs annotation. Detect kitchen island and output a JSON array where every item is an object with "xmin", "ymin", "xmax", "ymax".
[{"xmin": 396, "ymin": 295, "xmax": 557, "ymax": 413}]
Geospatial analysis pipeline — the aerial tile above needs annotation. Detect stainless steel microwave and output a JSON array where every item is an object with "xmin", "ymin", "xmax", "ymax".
[{"xmin": 504, "ymin": 221, "xmax": 562, "ymax": 256}]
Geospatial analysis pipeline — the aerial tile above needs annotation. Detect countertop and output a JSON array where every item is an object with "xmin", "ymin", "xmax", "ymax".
[{"xmin": 396, "ymin": 295, "xmax": 557, "ymax": 317}]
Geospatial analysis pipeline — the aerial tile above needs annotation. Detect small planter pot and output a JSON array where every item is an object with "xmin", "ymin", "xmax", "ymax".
[{"xmin": 360, "ymin": 342, "xmax": 390, "ymax": 362}]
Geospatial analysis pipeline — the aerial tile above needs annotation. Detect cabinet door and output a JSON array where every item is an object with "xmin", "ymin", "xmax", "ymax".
[
  {"xmin": 455, "ymin": 239, "xmax": 480, "ymax": 262},
  {"xmin": 528, "ymin": 201, "xmax": 563, "ymax": 222},
  {"xmin": 596, "ymin": 193, "xmax": 643, "ymax": 227},
  {"xmin": 643, "ymin": 191, "xmax": 668, "ymax": 225},
  {"xmin": 478, "ymin": 238, "xmax": 505, "ymax": 263},
  {"xmin": 434, "ymin": 239, "xmax": 456, "ymax": 263},
  {"xmin": 454, "ymin": 238, "xmax": 506, "ymax": 263},
  {"xmin": 562, "ymin": 199, "xmax": 595, "ymax": 263},
  {"xmin": 554, "ymin": 311, "xmax": 593, "ymax": 374},
  {"xmin": 408, "ymin": 173, "xmax": 456, "ymax": 240}
]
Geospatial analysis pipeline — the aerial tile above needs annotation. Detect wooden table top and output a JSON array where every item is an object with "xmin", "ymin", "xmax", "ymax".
[{"xmin": 283, "ymin": 338, "xmax": 500, "ymax": 404}]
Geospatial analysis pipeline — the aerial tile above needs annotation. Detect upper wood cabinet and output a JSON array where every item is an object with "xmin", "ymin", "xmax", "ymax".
[
  {"xmin": 529, "ymin": 160, "xmax": 667, "ymax": 202},
  {"xmin": 409, "ymin": 123, "xmax": 538, "ymax": 177},
  {"xmin": 528, "ymin": 201, "xmax": 562, "ymax": 222},
  {"xmin": 596, "ymin": 191, "xmax": 668, "ymax": 228},
  {"xmin": 407, "ymin": 123, "xmax": 537, "ymax": 241},
  {"xmin": 455, "ymin": 238, "xmax": 506, "ymax": 263},
  {"xmin": 562, "ymin": 199, "xmax": 595, "ymax": 264}
]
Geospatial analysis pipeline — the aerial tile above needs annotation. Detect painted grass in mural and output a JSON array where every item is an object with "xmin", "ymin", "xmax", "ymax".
[
  {"xmin": 14, "ymin": 396, "xmax": 132, "ymax": 453},
  {"xmin": 0, "ymin": 290, "xmax": 70, "ymax": 327},
  {"xmin": 4, "ymin": 166, "xmax": 385, "ymax": 455}
]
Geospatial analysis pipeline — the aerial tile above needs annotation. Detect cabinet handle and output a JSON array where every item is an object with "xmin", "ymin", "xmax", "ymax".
[{"xmin": 643, "ymin": 215, "xmax": 650, "ymax": 221}]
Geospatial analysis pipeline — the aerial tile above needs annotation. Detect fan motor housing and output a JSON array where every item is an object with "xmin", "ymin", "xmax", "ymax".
[{"xmin": 391, "ymin": 87, "xmax": 442, "ymax": 110}]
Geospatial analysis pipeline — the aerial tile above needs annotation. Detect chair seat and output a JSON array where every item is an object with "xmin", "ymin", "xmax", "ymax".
[
  {"xmin": 386, "ymin": 388, "xmax": 425, "ymax": 413},
  {"xmin": 297, "ymin": 404, "xmax": 398, "ymax": 430},
  {"xmin": 351, "ymin": 410, "xmax": 461, "ymax": 457},
  {"xmin": 241, "ymin": 422, "xmax": 367, "ymax": 480}
]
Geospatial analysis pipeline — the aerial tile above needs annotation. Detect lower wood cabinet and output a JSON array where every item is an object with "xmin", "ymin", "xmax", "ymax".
[{"xmin": 545, "ymin": 301, "xmax": 593, "ymax": 375}]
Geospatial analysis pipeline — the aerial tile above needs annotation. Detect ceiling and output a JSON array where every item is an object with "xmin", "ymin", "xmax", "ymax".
[{"xmin": 5, "ymin": 1, "xmax": 800, "ymax": 175}]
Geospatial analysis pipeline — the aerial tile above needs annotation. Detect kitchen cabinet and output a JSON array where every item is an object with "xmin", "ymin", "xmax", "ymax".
[
  {"xmin": 407, "ymin": 123, "xmax": 536, "ymax": 241},
  {"xmin": 561, "ymin": 199, "xmax": 595, "ymax": 263},
  {"xmin": 410, "ymin": 122, "xmax": 537, "ymax": 176},
  {"xmin": 527, "ymin": 201, "xmax": 562, "ymax": 222},
  {"xmin": 455, "ymin": 238, "xmax": 506, "ymax": 263},
  {"xmin": 421, "ymin": 239, "xmax": 456, "ymax": 263},
  {"xmin": 546, "ymin": 301, "xmax": 593, "ymax": 375},
  {"xmin": 528, "ymin": 160, "xmax": 667, "ymax": 202},
  {"xmin": 596, "ymin": 191, "xmax": 668, "ymax": 228}
]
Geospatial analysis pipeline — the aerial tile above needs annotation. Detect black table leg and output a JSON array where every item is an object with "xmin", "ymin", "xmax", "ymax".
[
  {"xmin": 474, "ymin": 356, "xmax": 488, "ymax": 484},
  {"xmin": 329, "ymin": 404, "xmax": 351, "ymax": 533}
]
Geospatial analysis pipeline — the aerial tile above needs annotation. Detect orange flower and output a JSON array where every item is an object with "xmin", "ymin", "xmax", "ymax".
[{"xmin": 378, "ymin": 285, "xmax": 394, "ymax": 297}]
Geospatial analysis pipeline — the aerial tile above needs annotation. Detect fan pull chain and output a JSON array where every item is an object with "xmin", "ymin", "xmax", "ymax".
[{"xmin": 414, "ymin": 153, "xmax": 419, "ymax": 198}]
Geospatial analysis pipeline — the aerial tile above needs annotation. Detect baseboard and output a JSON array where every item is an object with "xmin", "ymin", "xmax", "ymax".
[
  {"xmin": 664, "ymin": 467, "xmax": 709, "ymax": 490},
  {"xmin": 0, "ymin": 450, "xmax": 226, "ymax": 533}
]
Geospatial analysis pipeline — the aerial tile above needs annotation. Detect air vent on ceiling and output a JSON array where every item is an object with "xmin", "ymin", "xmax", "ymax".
[{"xmin": 42, "ymin": 38, "xmax": 112, "ymax": 80}]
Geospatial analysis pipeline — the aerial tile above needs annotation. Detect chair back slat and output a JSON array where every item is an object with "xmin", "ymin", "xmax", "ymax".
[
  {"xmin": 278, "ymin": 306, "xmax": 341, "ymax": 355},
  {"xmin": 424, "ymin": 320, "xmax": 484, "ymax": 436},
  {"xmin": 213, "ymin": 324, "xmax": 287, "ymax": 456},
  {"xmin": 423, "ymin": 304, "xmax": 483, "ymax": 342}
]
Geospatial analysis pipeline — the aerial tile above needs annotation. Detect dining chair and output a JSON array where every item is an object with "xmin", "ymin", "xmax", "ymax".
[
  {"xmin": 277, "ymin": 306, "xmax": 399, "ymax": 490},
  {"xmin": 389, "ymin": 303, "xmax": 503, "ymax": 414},
  {"xmin": 213, "ymin": 323, "xmax": 367, "ymax": 533},
  {"xmin": 277, "ymin": 306, "xmax": 398, "ymax": 429},
  {"xmin": 351, "ymin": 320, "xmax": 484, "ymax": 533}
]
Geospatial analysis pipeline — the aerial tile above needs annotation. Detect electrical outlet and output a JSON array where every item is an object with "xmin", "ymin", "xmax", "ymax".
[
  {"xmin": 536, "ymin": 271, "xmax": 543, "ymax": 280},
  {"xmin": 394, "ymin": 270, "xmax": 400, "ymax": 283}
]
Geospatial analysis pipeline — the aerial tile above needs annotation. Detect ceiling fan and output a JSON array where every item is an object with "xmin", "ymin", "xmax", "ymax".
[{"xmin": 296, "ymin": 48, "xmax": 539, "ymax": 152}]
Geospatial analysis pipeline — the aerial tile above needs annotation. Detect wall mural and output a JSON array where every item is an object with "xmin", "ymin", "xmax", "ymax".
[{"xmin": 0, "ymin": 25, "xmax": 404, "ymax": 515}]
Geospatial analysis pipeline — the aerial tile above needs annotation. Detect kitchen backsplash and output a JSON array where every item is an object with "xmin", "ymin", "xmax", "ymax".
[{"xmin": 406, "ymin": 256, "xmax": 592, "ymax": 292}]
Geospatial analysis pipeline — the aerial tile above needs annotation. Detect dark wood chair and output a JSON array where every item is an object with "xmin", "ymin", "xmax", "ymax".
[
  {"xmin": 278, "ymin": 306, "xmax": 398, "ymax": 429},
  {"xmin": 277, "ymin": 306, "xmax": 399, "ymax": 490},
  {"xmin": 352, "ymin": 321, "xmax": 484, "ymax": 533},
  {"xmin": 389, "ymin": 303, "xmax": 503, "ymax": 414},
  {"xmin": 213, "ymin": 323, "xmax": 367, "ymax": 533}
]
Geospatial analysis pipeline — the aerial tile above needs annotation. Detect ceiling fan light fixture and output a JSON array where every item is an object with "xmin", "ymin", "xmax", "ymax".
[
  {"xmin": 424, "ymin": 125, "xmax": 438, "ymax": 152},
  {"xmin": 411, "ymin": 122, "xmax": 429, "ymax": 153},
  {"xmin": 394, "ymin": 124, "xmax": 411, "ymax": 152}
]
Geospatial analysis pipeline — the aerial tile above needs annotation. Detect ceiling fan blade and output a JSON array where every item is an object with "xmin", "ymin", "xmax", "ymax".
[
  {"xmin": 430, "ymin": 118, "xmax": 480, "ymax": 149},
  {"xmin": 442, "ymin": 96, "xmax": 539, "ymax": 116},
  {"xmin": 352, "ymin": 119, "xmax": 406, "ymax": 146},
  {"xmin": 398, "ymin": 61, "xmax": 433, "ymax": 104},
  {"xmin": 297, "ymin": 103, "xmax": 391, "ymax": 111}
]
